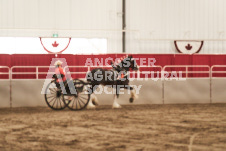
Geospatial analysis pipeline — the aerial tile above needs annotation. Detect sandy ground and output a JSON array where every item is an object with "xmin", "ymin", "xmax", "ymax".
[{"xmin": 0, "ymin": 104, "xmax": 226, "ymax": 151}]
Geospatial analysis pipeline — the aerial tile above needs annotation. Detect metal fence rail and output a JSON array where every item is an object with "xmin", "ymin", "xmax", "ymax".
[
  {"xmin": 11, "ymin": 66, "xmax": 56, "ymax": 79},
  {"xmin": 211, "ymin": 65, "xmax": 226, "ymax": 77},
  {"xmin": 163, "ymin": 65, "xmax": 211, "ymax": 78},
  {"xmin": 5, "ymin": 65, "xmax": 226, "ymax": 79},
  {"xmin": 0, "ymin": 66, "xmax": 10, "ymax": 80},
  {"xmin": 1, "ymin": 65, "xmax": 226, "ymax": 108}
]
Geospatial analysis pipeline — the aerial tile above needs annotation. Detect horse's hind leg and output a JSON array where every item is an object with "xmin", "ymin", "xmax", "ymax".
[{"xmin": 125, "ymin": 85, "xmax": 138, "ymax": 103}]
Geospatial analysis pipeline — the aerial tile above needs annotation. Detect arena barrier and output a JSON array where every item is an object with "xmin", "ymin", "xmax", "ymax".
[
  {"xmin": 211, "ymin": 65, "xmax": 226, "ymax": 103},
  {"xmin": 0, "ymin": 66, "xmax": 10, "ymax": 107},
  {"xmin": 164, "ymin": 79, "xmax": 210, "ymax": 104},
  {"xmin": 0, "ymin": 80, "xmax": 10, "ymax": 107},
  {"xmin": 163, "ymin": 65, "xmax": 211, "ymax": 104},
  {"xmin": 0, "ymin": 65, "xmax": 226, "ymax": 108},
  {"xmin": 11, "ymin": 80, "xmax": 47, "ymax": 107}
]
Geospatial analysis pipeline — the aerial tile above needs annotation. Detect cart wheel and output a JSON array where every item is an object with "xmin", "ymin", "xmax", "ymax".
[
  {"xmin": 44, "ymin": 81, "xmax": 67, "ymax": 110},
  {"xmin": 63, "ymin": 84, "xmax": 90, "ymax": 111}
]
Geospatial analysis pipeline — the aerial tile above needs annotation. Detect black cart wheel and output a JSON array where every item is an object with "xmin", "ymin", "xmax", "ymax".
[
  {"xmin": 63, "ymin": 80, "xmax": 90, "ymax": 110},
  {"xmin": 44, "ymin": 81, "xmax": 67, "ymax": 110}
]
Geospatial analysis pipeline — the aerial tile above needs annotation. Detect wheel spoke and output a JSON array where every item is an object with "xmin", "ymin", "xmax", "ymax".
[
  {"xmin": 52, "ymin": 98, "xmax": 57, "ymax": 107},
  {"xmin": 79, "ymin": 95, "xmax": 88, "ymax": 101},
  {"xmin": 56, "ymin": 98, "xmax": 58, "ymax": 109},
  {"xmin": 59, "ymin": 97, "xmax": 62, "ymax": 109},
  {"xmin": 78, "ymin": 97, "xmax": 85, "ymax": 105},
  {"xmin": 75, "ymin": 97, "xmax": 78, "ymax": 109},
  {"xmin": 60, "ymin": 82, "xmax": 90, "ymax": 110},
  {"xmin": 49, "ymin": 88, "xmax": 57, "ymax": 93},
  {"xmin": 77, "ymin": 97, "xmax": 82, "ymax": 109},
  {"xmin": 45, "ymin": 81, "xmax": 67, "ymax": 110},
  {"xmin": 67, "ymin": 97, "xmax": 72, "ymax": 105},
  {"xmin": 48, "ymin": 96, "xmax": 56, "ymax": 104},
  {"xmin": 72, "ymin": 97, "xmax": 77, "ymax": 109},
  {"xmin": 46, "ymin": 94, "xmax": 56, "ymax": 99}
]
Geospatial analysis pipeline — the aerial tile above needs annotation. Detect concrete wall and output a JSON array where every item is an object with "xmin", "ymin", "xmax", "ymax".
[
  {"xmin": 0, "ymin": 80, "xmax": 10, "ymax": 107},
  {"xmin": 11, "ymin": 80, "xmax": 47, "ymax": 107},
  {"xmin": 164, "ymin": 79, "xmax": 210, "ymax": 104},
  {"xmin": 0, "ymin": 78, "xmax": 225, "ymax": 108},
  {"xmin": 211, "ymin": 78, "xmax": 226, "ymax": 103},
  {"xmin": 95, "ymin": 79, "xmax": 163, "ymax": 105}
]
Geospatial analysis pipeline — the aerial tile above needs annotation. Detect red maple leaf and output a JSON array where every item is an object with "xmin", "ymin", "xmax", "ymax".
[
  {"xmin": 185, "ymin": 43, "xmax": 192, "ymax": 50},
  {"xmin": 52, "ymin": 41, "xmax": 59, "ymax": 47}
]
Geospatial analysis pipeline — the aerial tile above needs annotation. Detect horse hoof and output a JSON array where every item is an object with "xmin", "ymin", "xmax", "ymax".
[
  {"xmin": 112, "ymin": 104, "xmax": 121, "ymax": 109},
  {"xmin": 86, "ymin": 104, "xmax": 96, "ymax": 109},
  {"xmin": 92, "ymin": 98, "xmax": 99, "ymax": 106},
  {"xmin": 86, "ymin": 100, "xmax": 96, "ymax": 109},
  {"xmin": 129, "ymin": 98, "xmax": 134, "ymax": 103}
]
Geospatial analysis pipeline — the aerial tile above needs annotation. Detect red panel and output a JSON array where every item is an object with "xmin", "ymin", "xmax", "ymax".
[
  {"xmin": 1, "ymin": 54, "xmax": 226, "ymax": 79},
  {"xmin": 11, "ymin": 54, "xmax": 55, "ymax": 66},
  {"xmin": 211, "ymin": 55, "xmax": 226, "ymax": 65},
  {"xmin": 0, "ymin": 54, "xmax": 11, "ymax": 67},
  {"xmin": 174, "ymin": 54, "xmax": 192, "ymax": 65}
]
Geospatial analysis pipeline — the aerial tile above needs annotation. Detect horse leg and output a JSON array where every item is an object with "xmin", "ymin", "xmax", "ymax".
[
  {"xmin": 125, "ymin": 85, "xmax": 138, "ymax": 103},
  {"xmin": 112, "ymin": 85, "xmax": 121, "ymax": 108},
  {"xmin": 87, "ymin": 84, "xmax": 99, "ymax": 109}
]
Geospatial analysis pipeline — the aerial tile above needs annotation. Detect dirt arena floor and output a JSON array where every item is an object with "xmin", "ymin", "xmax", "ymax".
[{"xmin": 0, "ymin": 104, "xmax": 226, "ymax": 151}]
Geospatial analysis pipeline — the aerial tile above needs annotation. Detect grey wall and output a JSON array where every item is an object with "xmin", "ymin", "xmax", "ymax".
[
  {"xmin": 0, "ymin": 78, "xmax": 225, "ymax": 108},
  {"xmin": 211, "ymin": 78, "xmax": 226, "ymax": 103},
  {"xmin": 0, "ymin": 80, "xmax": 10, "ymax": 107}
]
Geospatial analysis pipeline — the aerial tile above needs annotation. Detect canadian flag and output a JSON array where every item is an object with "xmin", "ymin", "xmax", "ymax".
[
  {"xmin": 174, "ymin": 40, "xmax": 204, "ymax": 54},
  {"xmin": 40, "ymin": 38, "xmax": 71, "ymax": 53}
]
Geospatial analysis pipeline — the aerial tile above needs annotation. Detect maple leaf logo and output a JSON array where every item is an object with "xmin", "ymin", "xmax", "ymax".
[
  {"xmin": 185, "ymin": 43, "xmax": 192, "ymax": 50},
  {"xmin": 52, "ymin": 41, "xmax": 59, "ymax": 47}
]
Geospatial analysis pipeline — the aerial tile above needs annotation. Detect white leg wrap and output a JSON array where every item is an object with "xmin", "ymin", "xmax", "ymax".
[
  {"xmin": 112, "ymin": 95, "xmax": 121, "ymax": 108},
  {"xmin": 86, "ymin": 94, "xmax": 96, "ymax": 109},
  {"xmin": 131, "ymin": 90, "xmax": 138, "ymax": 99},
  {"xmin": 91, "ymin": 95, "xmax": 99, "ymax": 105}
]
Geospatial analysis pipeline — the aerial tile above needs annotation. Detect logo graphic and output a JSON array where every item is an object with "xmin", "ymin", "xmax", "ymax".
[
  {"xmin": 174, "ymin": 40, "xmax": 204, "ymax": 54},
  {"xmin": 185, "ymin": 43, "xmax": 192, "ymax": 50},
  {"xmin": 40, "ymin": 37, "xmax": 71, "ymax": 54},
  {"xmin": 52, "ymin": 41, "xmax": 59, "ymax": 47}
]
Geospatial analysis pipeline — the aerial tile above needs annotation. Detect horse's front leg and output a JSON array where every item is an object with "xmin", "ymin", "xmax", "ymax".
[
  {"xmin": 112, "ymin": 85, "xmax": 121, "ymax": 108},
  {"xmin": 125, "ymin": 85, "xmax": 138, "ymax": 103}
]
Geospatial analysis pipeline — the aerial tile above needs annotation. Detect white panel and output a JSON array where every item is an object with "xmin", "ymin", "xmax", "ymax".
[
  {"xmin": 211, "ymin": 78, "xmax": 226, "ymax": 103},
  {"xmin": 1, "ymin": 0, "xmax": 226, "ymax": 53},
  {"xmin": 0, "ymin": 80, "xmax": 10, "ymax": 108},
  {"xmin": 0, "ymin": 0, "xmax": 122, "ymax": 53},
  {"xmin": 38, "ymin": 0, "xmax": 55, "ymax": 29},
  {"xmin": 11, "ymin": 80, "xmax": 47, "ymax": 107},
  {"xmin": 94, "ymin": 79, "xmax": 163, "ymax": 105},
  {"xmin": 126, "ymin": 0, "xmax": 226, "ymax": 54},
  {"xmin": 164, "ymin": 79, "xmax": 210, "ymax": 104},
  {"xmin": 0, "ymin": 78, "xmax": 225, "ymax": 108},
  {"xmin": 13, "ymin": 0, "xmax": 39, "ymax": 29},
  {"xmin": 55, "ymin": 0, "xmax": 71, "ymax": 30},
  {"xmin": 10, "ymin": 79, "xmax": 163, "ymax": 107},
  {"xmin": 0, "ymin": 0, "xmax": 14, "ymax": 29},
  {"xmin": 0, "ymin": 0, "xmax": 122, "ymax": 30}
]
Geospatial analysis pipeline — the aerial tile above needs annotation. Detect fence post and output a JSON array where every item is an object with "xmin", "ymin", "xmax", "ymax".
[
  {"xmin": 161, "ymin": 67, "xmax": 165, "ymax": 104},
  {"xmin": 36, "ymin": 67, "xmax": 39, "ymax": 79},
  {"xmin": 210, "ymin": 66, "xmax": 213, "ymax": 103},
  {"xmin": 9, "ymin": 67, "xmax": 12, "ymax": 108}
]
